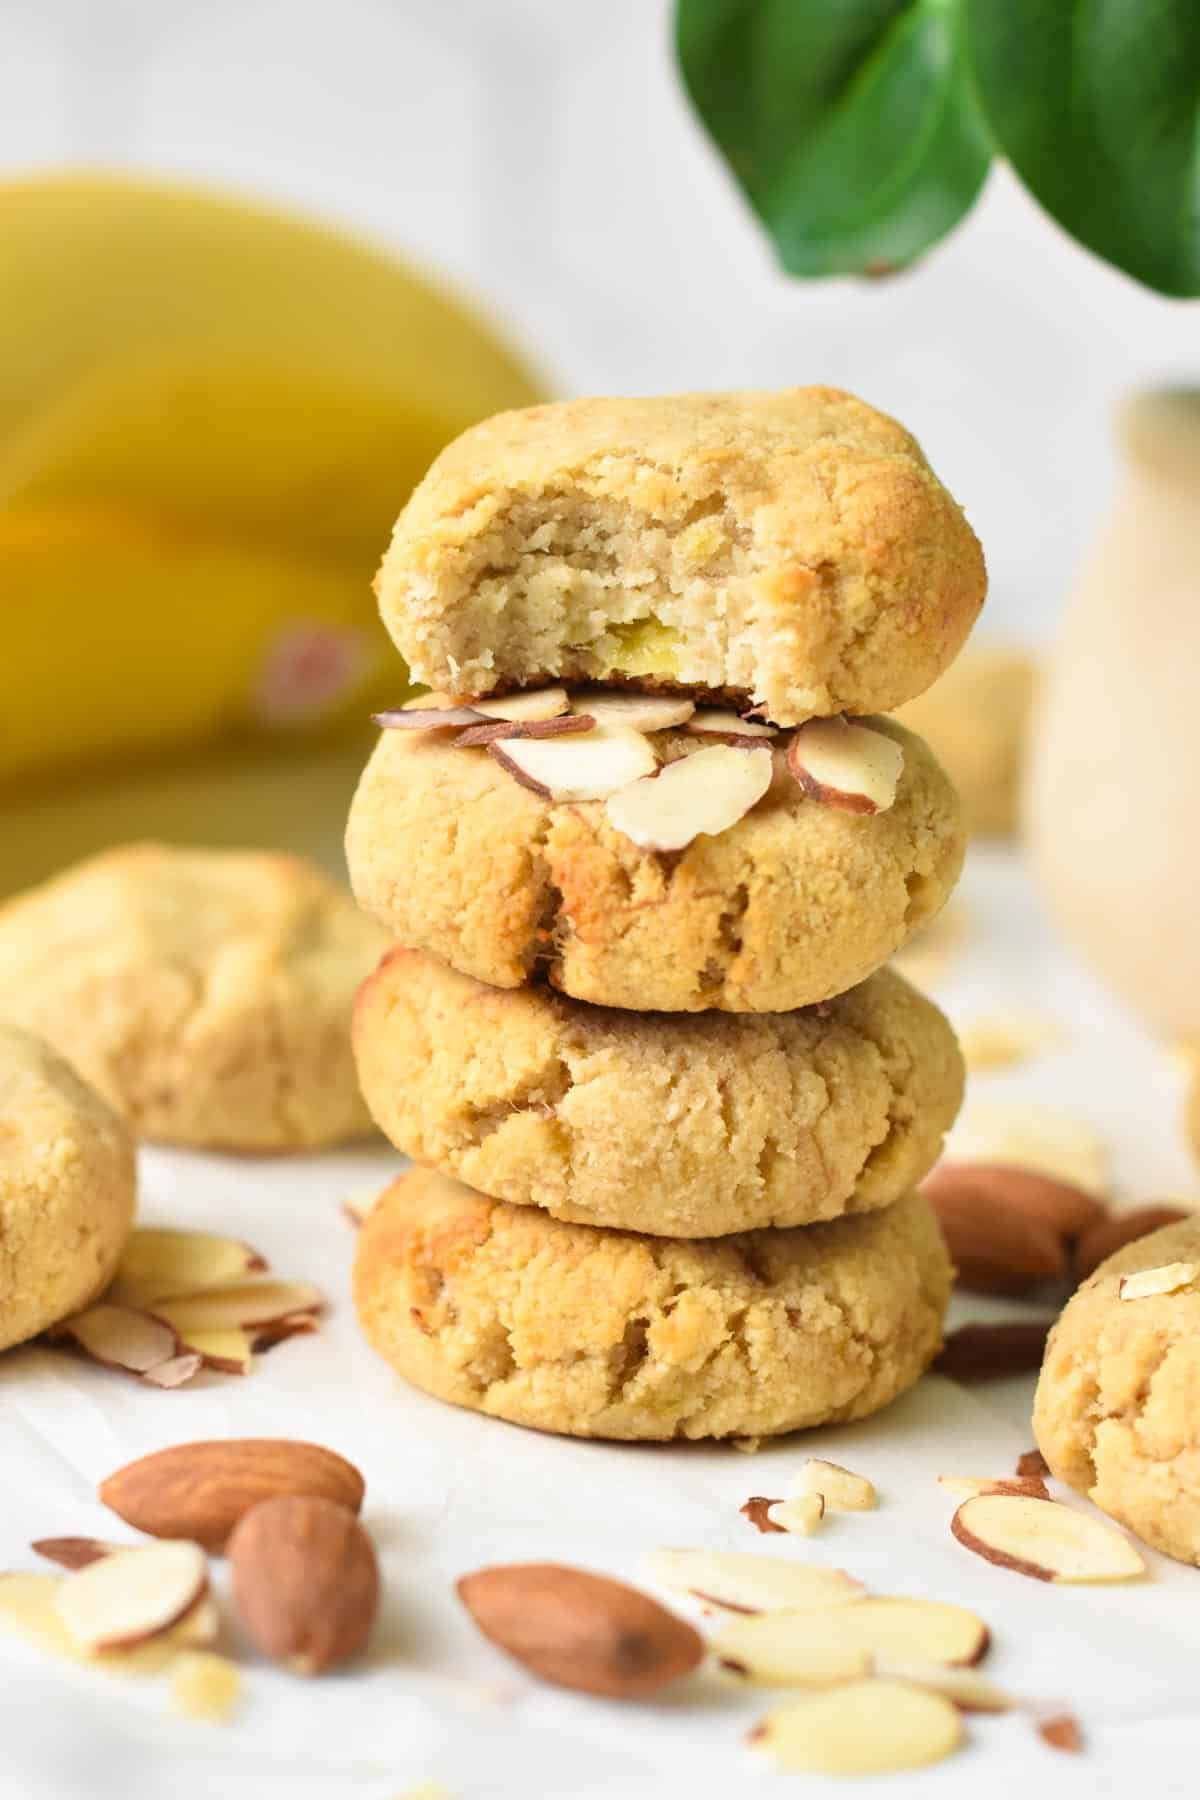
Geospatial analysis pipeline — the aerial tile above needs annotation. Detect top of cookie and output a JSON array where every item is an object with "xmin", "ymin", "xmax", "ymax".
[{"xmin": 376, "ymin": 386, "xmax": 986, "ymax": 726}]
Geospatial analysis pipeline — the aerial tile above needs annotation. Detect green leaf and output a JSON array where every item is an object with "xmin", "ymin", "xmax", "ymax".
[
  {"xmin": 675, "ymin": 0, "xmax": 993, "ymax": 277},
  {"xmin": 964, "ymin": 0, "xmax": 1200, "ymax": 296}
]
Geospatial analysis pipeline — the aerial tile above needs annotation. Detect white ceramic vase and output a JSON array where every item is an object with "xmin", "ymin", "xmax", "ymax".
[{"xmin": 1027, "ymin": 389, "xmax": 1200, "ymax": 1043}]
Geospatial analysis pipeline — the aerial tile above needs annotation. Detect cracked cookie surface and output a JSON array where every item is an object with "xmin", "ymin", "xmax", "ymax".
[
  {"xmin": 375, "ymin": 386, "xmax": 985, "ymax": 727},
  {"xmin": 353, "ymin": 949, "xmax": 963, "ymax": 1236},
  {"xmin": 0, "ymin": 1025, "xmax": 135, "ymax": 1351},
  {"xmin": 1034, "ymin": 1215, "xmax": 1200, "ymax": 1565},
  {"xmin": 354, "ymin": 1169, "xmax": 951, "ymax": 1440},
  {"xmin": 0, "ymin": 844, "xmax": 388, "ymax": 1151},
  {"xmin": 346, "ymin": 715, "xmax": 964, "ymax": 1014}
]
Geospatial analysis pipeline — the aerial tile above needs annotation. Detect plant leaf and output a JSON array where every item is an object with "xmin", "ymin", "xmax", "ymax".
[
  {"xmin": 676, "ymin": 0, "xmax": 993, "ymax": 277},
  {"xmin": 964, "ymin": 0, "xmax": 1200, "ymax": 297}
]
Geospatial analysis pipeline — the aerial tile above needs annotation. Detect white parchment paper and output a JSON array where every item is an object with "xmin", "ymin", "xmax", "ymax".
[{"xmin": 2, "ymin": 846, "xmax": 1197, "ymax": 1800}]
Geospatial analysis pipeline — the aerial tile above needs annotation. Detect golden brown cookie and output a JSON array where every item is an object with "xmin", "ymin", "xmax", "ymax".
[
  {"xmin": 895, "ymin": 646, "xmax": 1037, "ymax": 837},
  {"xmin": 0, "ymin": 844, "xmax": 389, "ymax": 1151},
  {"xmin": 1034, "ymin": 1214, "xmax": 1200, "ymax": 1565},
  {"xmin": 346, "ymin": 715, "xmax": 964, "ymax": 1013},
  {"xmin": 0, "ymin": 1025, "xmax": 136, "ymax": 1351},
  {"xmin": 353, "ymin": 949, "xmax": 963, "ymax": 1237},
  {"xmin": 354, "ymin": 1168, "xmax": 951, "ymax": 1441},
  {"xmin": 376, "ymin": 387, "xmax": 985, "ymax": 726}
]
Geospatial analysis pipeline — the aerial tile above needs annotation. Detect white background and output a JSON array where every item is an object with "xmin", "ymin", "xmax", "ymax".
[{"xmin": 2, "ymin": 0, "xmax": 1197, "ymax": 644}]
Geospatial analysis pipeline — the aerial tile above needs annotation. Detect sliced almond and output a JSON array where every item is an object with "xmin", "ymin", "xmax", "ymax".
[
  {"xmin": 142, "ymin": 1353, "xmax": 204, "ymax": 1389},
  {"xmin": 749, "ymin": 1679, "xmax": 962, "ymax": 1774},
  {"xmin": 604, "ymin": 743, "xmax": 773, "ymax": 850},
  {"xmin": 1038, "ymin": 1712, "xmax": 1083, "ymax": 1753},
  {"xmin": 800, "ymin": 1459, "xmax": 877, "ymax": 1512},
  {"xmin": 873, "ymin": 1659, "xmax": 1014, "ymax": 1713},
  {"xmin": 251, "ymin": 1314, "xmax": 318, "ymax": 1352},
  {"xmin": 572, "ymin": 691, "xmax": 696, "ymax": 731},
  {"xmin": 150, "ymin": 1279, "xmax": 322, "ymax": 1336},
  {"xmin": 765, "ymin": 1495, "xmax": 825, "ymax": 1537},
  {"xmin": 177, "ymin": 1327, "xmax": 255, "ymax": 1374},
  {"xmin": 1118, "ymin": 1260, "xmax": 1197, "ymax": 1300},
  {"xmin": 53, "ymin": 1541, "xmax": 208, "ymax": 1652},
  {"xmin": 172, "ymin": 1650, "xmax": 243, "ymax": 1723},
  {"xmin": 473, "ymin": 686, "xmax": 570, "ymax": 722},
  {"xmin": 454, "ymin": 713, "xmax": 596, "ymax": 748},
  {"xmin": 684, "ymin": 706, "xmax": 777, "ymax": 744},
  {"xmin": 951, "ymin": 1493, "xmax": 1146, "ymax": 1582},
  {"xmin": 109, "ymin": 1229, "xmax": 267, "ymax": 1306},
  {"xmin": 937, "ymin": 1476, "xmax": 1050, "ymax": 1501},
  {"xmin": 53, "ymin": 1304, "xmax": 181, "ymax": 1376},
  {"xmin": 32, "ymin": 1537, "xmax": 121, "ymax": 1571},
  {"xmin": 715, "ymin": 1597, "xmax": 988, "ymax": 1686},
  {"xmin": 786, "ymin": 716, "xmax": 904, "ymax": 813},
  {"xmin": 490, "ymin": 724, "xmax": 657, "ymax": 801},
  {"xmin": 644, "ymin": 1549, "xmax": 863, "ymax": 1616},
  {"xmin": 373, "ymin": 704, "xmax": 484, "ymax": 730},
  {"xmin": 1017, "ymin": 1448, "xmax": 1051, "ymax": 1481},
  {"xmin": 0, "ymin": 1572, "xmax": 214, "ymax": 1669},
  {"xmin": 740, "ymin": 1496, "xmax": 786, "ymax": 1535},
  {"xmin": 934, "ymin": 1320, "xmax": 1053, "ymax": 1380}
]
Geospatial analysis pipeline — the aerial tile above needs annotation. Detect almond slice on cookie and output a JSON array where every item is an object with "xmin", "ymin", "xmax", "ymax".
[
  {"xmin": 490, "ymin": 726, "xmax": 657, "ymax": 801},
  {"xmin": 605, "ymin": 743, "xmax": 773, "ymax": 850},
  {"xmin": 787, "ymin": 716, "xmax": 904, "ymax": 813}
]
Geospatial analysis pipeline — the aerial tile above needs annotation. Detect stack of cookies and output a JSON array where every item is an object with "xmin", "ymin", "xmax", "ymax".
[{"xmin": 346, "ymin": 387, "xmax": 984, "ymax": 1443}]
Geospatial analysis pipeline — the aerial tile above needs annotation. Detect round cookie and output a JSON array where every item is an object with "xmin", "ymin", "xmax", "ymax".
[
  {"xmin": 0, "ymin": 1026, "xmax": 136, "ymax": 1351},
  {"xmin": 346, "ymin": 715, "xmax": 965, "ymax": 1014},
  {"xmin": 0, "ymin": 844, "xmax": 389, "ymax": 1151},
  {"xmin": 353, "ymin": 949, "xmax": 964, "ymax": 1237},
  {"xmin": 376, "ymin": 387, "xmax": 986, "ymax": 727},
  {"xmin": 896, "ymin": 646, "xmax": 1037, "ymax": 838},
  {"xmin": 1185, "ymin": 1062, "xmax": 1200, "ymax": 1169},
  {"xmin": 354, "ymin": 1169, "xmax": 951, "ymax": 1441},
  {"xmin": 1034, "ymin": 1215, "xmax": 1200, "ymax": 1565}
]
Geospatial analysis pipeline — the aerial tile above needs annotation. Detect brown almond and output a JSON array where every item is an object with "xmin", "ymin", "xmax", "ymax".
[
  {"xmin": 99, "ymin": 1439, "xmax": 364, "ymax": 1550},
  {"xmin": 1038, "ymin": 1713, "xmax": 1083, "ymax": 1753},
  {"xmin": 934, "ymin": 1321, "xmax": 1053, "ymax": 1381},
  {"xmin": 1073, "ymin": 1205, "xmax": 1191, "ymax": 1282},
  {"xmin": 924, "ymin": 1186, "xmax": 1066, "ymax": 1294},
  {"xmin": 457, "ymin": 1562, "xmax": 703, "ymax": 1699},
  {"xmin": 228, "ymin": 1495, "xmax": 378, "ymax": 1675},
  {"xmin": 923, "ymin": 1163, "xmax": 1106, "ymax": 1241},
  {"xmin": 1016, "ymin": 1448, "xmax": 1051, "ymax": 1482}
]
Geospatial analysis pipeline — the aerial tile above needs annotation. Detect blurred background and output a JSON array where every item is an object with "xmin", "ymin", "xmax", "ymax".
[{"xmin": 2, "ymin": 0, "xmax": 1196, "ymax": 892}]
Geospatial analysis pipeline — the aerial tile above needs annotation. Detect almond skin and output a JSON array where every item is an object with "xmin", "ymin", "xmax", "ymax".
[
  {"xmin": 457, "ymin": 1562, "xmax": 704, "ymax": 1698},
  {"xmin": 924, "ymin": 1185, "xmax": 1066, "ymax": 1294},
  {"xmin": 99, "ymin": 1439, "xmax": 365, "ymax": 1550},
  {"xmin": 923, "ymin": 1163, "xmax": 1106, "ymax": 1242},
  {"xmin": 1073, "ymin": 1205, "xmax": 1191, "ymax": 1282},
  {"xmin": 228, "ymin": 1495, "xmax": 378, "ymax": 1675}
]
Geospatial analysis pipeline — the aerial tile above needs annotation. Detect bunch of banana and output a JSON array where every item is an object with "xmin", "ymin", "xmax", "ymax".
[{"xmin": 0, "ymin": 172, "xmax": 542, "ymax": 787}]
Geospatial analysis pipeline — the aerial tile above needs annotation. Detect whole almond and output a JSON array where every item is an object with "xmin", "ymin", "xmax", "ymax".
[
  {"xmin": 457, "ymin": 1562, "xmax": 703, "ymax": 1698},
  {"xmin": 228, "ymin": 1495, "xmax": 378, "ymax": 1674},
  {"xmin": 924, "ymin": 1186, "xmax": 1066, "ymax": 1294},
  {"xmin": 1073, "ymin": 1205, "xmax": 1191, "ymax": 1282},
  {"xmin": 934, "ymin": 1320, "xmax": 1053, "ymax": 1381},
  {"xmin": 923, "ymin": 1163, "xmax": 1106, "ymax": 1241},
  {"xmin": 99, "ymin": 1439, "xmax": 364, "ymax": 1550}
]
